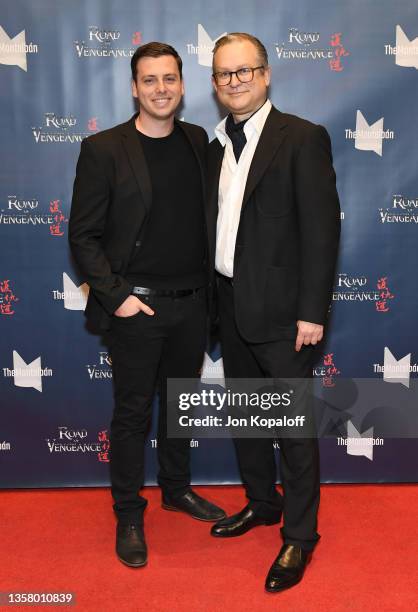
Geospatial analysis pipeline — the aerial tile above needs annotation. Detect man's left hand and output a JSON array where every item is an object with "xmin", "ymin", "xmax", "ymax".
[{"xmin": 295, "ymin": 320, "xmax": 323, "ymax": 352}]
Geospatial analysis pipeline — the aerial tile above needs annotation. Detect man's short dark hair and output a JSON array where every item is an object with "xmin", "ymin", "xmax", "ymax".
[
  {"xmin": 212, "ymin": 33, "xmax": 269, "ymax": 69},
  {"xmin": 130, "ymin": 42, "xmax": 183, "ymax": 80}
]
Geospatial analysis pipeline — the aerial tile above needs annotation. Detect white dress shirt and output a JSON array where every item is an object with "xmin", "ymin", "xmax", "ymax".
[{"xmin": 214, "ymin": 99, "xmax": 272, "ymax": 277}]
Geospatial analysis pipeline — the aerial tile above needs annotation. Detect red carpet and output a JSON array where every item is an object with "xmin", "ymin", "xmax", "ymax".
[{"xmin": 1, "ymin": 484, "xmax": 417, "ymax": 611}]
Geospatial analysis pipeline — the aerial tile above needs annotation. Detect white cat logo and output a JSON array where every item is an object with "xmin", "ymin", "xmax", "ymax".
[
  {"xmin": 197, "ymin": 24, "xmax": 227, "ymax": 67},
  {"xmin": 0, "ymin": 26, "xmax": 27, "ymax": 71},
  {"xmin": 63, "ymin": 272, "xmax": 89, "ymax": 310},
  {"xmin": 395, "ymin": 25, "xmax": 418, "ymax": 69},
  {"xmin": 13, "ymin": 350, "xmax": 42, "ymax": 392},
  {"xmin": 346, "ymin": 421, "xmax": 374, "ymax": 461},
  {"xmin": 355, "ymin": 110, "xmax": 384, "ymax": 157},
  {"xmin": 200, "ymin": 353, "xmax": 225, "ymax": 388},
  {"xmin": 383, "ymin": 347, "xmax": 411, "ymax": 388}
]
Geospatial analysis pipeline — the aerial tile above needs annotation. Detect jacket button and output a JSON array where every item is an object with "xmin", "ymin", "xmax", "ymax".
[{"xmin": 135, "ymin": 240, "xmax": 141, "ymax": 247}]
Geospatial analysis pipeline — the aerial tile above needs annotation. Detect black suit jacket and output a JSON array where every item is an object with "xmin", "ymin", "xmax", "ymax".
[
  {"xmin": 69, "ymin": 114, "xmax": 208, "ymax": 331},
  {"xmin": 208, "ymin": 105, "xmax": 341, "ymax": 343}
]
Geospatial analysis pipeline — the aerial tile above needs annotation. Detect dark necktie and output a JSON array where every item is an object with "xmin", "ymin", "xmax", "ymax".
[{"xmin": 225, "ymin": 114, "xmax": 248, "ymax": 162}]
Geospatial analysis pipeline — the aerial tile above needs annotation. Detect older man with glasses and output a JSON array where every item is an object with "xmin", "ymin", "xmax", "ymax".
[{"xmin": 207, "ymin": 32, "xmax": 341, "ymax": 593}]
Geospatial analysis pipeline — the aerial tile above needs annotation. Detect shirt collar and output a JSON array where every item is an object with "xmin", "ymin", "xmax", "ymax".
[{"xmin": 215, "ymin": 99, "xmax": 272, "ymax": 146}]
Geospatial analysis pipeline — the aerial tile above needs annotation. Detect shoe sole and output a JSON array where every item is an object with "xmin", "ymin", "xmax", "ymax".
[
  {"xmin": 117, "ymin": 555, "xmax": 147, "ymax": 568},
  {"xmin": 161, "ymin": 503, "xmax": 226, "ymax": 522}
]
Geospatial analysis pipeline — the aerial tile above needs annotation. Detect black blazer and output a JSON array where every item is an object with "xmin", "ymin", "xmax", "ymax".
[
  {"xmin": 69, "ymin": 114, "xmax": 208, "ymax": 331},
  {"xmin": 207, "ymin": 105, "xmax": 341, "ymax": 343}
]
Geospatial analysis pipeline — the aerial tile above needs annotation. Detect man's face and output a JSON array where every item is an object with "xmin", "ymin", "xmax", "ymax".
[
  {"xmin": 132, "ymin": 54, "xmax": 184, "ymax": 122},
  {"xmin": 212, "ymin": 39, "xmax": 270, "ymax": 120}
]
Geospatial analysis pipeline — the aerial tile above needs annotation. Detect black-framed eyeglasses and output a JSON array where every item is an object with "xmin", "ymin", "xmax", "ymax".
[{"xmin": 212, "ymin": 65, "xmax": 265, "ymax": 86}]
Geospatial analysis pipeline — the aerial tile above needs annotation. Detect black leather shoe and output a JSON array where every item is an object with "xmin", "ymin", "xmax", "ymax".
[
  {"xmin": 265, "ymin": 544, "xmax": 310, "ymax": 592},
  {"xmin": 116, "ymin": 523, "xmax": 147, "ymax": 567},
  {"xmin": 162, "ymin": 490, "xmax": 226, "ymax": 522},
  {"xmin": 211, "ymin": 504, "xmax": 282, "ymax": 538}
]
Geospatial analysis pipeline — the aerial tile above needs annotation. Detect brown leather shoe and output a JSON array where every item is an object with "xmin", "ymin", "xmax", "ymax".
[{"xmin": 265, "ymin": 544, "xmax": 310, "ymax": 592}]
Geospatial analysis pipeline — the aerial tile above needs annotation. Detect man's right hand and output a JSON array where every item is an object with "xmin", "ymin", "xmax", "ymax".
[{"xmin": 114, "ymin": 295, "xmax": 155, "ymax": 317}]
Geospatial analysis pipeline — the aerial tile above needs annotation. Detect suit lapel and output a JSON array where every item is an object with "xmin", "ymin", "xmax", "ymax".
[
  {"xmin": 121, "ymin": 114, "xmax": 152, "ymax": 213},
  {"xmin": 206, "ymin": 141, "xmax": 224, "ymax": 264},
  {"xmin": 208, "ymin": 141, "xmax": 224, "ymax": 220},
  {"xmin": 242, "ymin": 107, "xmax": 288, "ymax": 209},
  {"xmin": 176, "ymin": 119, "xmax": 207, "ymax": 198}
]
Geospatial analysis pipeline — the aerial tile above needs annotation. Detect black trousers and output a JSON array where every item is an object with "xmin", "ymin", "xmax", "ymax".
[
  {"xmin": 107, "ymin": 288, "xmax": 207, "ymax": 525},
  {"xmin": 217, "ymin": 276, "xmax": 320, "ymax": 552}
]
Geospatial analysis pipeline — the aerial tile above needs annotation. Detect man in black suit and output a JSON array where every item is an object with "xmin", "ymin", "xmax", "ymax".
[
  {"xmin": 69, "ymin": 42, "xmax": 225, "ymax": 568},
  {"xmin": 208, "ymin": 33, "xmax": 340, "ymax": 592}
]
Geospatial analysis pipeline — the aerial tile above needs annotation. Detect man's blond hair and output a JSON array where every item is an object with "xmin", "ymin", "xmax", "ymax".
[{"xmin": 212, "ymin": 32, "xmax": 269, "ymax": 70}]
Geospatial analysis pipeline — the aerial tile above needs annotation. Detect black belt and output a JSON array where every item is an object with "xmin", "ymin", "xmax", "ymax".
[{"xmin": 131, "ymin": 286, "xmax": 202, "ymax": 298}]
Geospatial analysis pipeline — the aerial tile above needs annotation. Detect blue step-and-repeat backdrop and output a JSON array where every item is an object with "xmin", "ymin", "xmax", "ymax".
[{"xmin": 1, "ymin": 0, "xmax": 417, "ymax": 487}]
